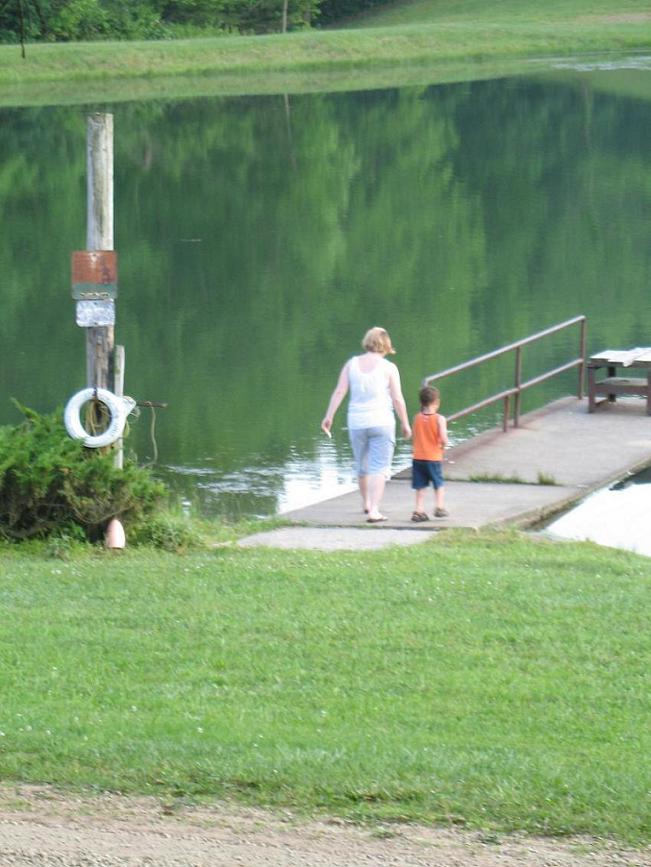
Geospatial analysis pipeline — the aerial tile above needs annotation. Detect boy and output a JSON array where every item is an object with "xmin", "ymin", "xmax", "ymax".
[{"xmin": 411, "ymin": 385, "xmax": 448, "ymax": 521}]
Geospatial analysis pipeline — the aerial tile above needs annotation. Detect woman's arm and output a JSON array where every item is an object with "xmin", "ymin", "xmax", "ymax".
[
  {"xmin": 438, "ymin": 414, "xmax": 448, "ymax": 448},
  {"xmin": 321, "ymin": 362, "xmax": 350, "ymax": 434},
  {"xmin": 388, "ymin": 365, "xmax": 411, "ymax": 439}
]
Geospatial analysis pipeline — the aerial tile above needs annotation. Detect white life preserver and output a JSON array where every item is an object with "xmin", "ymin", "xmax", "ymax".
[{"xmin": 64, "ymin": 388, "xmax": 136, "ymax": 449}]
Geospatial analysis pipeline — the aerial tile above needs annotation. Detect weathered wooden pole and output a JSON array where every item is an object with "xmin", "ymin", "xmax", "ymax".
[
  {"xmin": 72, "ymin": 113, "xmax": 125, "ymax": 469},
  {"xmin": 113, "ymin": 344, "xmax": 125, "ymax": 469},
  {"xmin": 85, "ymin": 113, "xmax": 114, "ymax": 390}
]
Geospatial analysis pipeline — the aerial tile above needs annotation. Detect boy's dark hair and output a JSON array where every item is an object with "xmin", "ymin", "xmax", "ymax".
[{"xmin": 419, "ymin": 385, "xmax": 440, "ymax": 408}]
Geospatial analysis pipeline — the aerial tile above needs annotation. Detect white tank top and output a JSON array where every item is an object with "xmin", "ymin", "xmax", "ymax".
[{"xmin": 347, "ymin": 355, "xmax": 395, "ymax": 430}]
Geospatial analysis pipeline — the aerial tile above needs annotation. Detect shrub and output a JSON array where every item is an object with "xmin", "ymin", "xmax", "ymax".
[
  {"xmin": 0, "ymin": 403, "xmax": 167, "ymax": 542},
  {"xmin": 129, "ymin": 511, "xmax": 206, "ymax": 552}
]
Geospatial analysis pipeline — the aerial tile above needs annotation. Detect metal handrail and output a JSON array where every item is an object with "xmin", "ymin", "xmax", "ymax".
[{"xmin": 422, "ymin": 315, "xmax": 587, "ymax": 431}]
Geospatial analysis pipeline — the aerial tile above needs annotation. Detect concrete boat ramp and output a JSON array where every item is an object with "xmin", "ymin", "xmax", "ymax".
[{"xmin": 239, "ymin": 396, "xmax": 651, "ymax": 550}]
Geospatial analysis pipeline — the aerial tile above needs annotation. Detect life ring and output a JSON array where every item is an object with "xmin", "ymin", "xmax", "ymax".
[{"xmin": 64, "ymin": 388, "xmax": 135, "ymax": 449}]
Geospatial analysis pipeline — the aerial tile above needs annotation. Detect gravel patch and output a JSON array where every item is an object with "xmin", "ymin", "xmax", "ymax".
[
  {"xmin": 237, "ymin": 527, "xmax": 437, "ymax": 550},
  {"xmin": 0, "ymin": 786, "xmax": 649, "ymax": 867}
]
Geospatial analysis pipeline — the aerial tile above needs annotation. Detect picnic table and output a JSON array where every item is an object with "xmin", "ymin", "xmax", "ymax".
[{"xmin": 588, "ymin": 347, "xmax": 651, "ymax": 414}]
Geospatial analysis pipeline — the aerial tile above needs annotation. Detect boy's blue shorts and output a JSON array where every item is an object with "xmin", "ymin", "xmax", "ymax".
[{"xmin": 412, "ymin": 459, "xmax": 444, "ymax": 490}]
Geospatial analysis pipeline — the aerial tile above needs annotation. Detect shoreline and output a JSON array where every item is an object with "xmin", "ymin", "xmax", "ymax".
[{"xmin": 1, "ymin": 20, "xmax": 650, "ymax": 106}]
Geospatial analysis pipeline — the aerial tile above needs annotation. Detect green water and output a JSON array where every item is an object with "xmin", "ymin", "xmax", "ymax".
[{"xmin": 1, "ymin": 66, "xmax": 650, "ymax": 517}]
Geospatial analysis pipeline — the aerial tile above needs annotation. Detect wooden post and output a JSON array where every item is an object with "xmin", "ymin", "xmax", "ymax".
[
  {"xmin": 85, "ymin": 113, "xmax": 114, "ymax": 391},
  {"xmin": 114, "ymin": 344, "xmax": 125, "ymax": 469},
  {"xmin": 513, "ymin": 345, "xmax": 522, "ymax": 428},
  {"xmin": 578, "ymin": 317, "xmax": 587, "ymax": 399}
]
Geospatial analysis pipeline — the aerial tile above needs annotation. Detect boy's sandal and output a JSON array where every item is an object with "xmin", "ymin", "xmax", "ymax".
[
  {"xmin": 411, "ymin": 511, "xmax": 429, "ymax": 522},
  {"xmin": 434, "ymin": 508, "xmax": 449, "ymax": 518}
]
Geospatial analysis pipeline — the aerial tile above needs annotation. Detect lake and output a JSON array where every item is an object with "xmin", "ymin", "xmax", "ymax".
[
  {"xmin": 1, "ymin": 60, "xmax": 650, "ymax": 519},
  {"xmin": 546, "ymin": 464, "xmax": 651, "ymax": 557}
]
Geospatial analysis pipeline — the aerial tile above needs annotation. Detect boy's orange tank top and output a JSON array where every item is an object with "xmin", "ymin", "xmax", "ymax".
[{"xmin": 412, "ymin": 412, "xmax": 444, "ymax": 461}]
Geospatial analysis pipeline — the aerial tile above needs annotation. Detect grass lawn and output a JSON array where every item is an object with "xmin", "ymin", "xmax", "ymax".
[
  {"xmin": 1, "ymin": 529, "xmax": 650, "ymax": 842},
  {"xmin": 0, "ymin": 0, "xmax": 650, "ymax": 105},
  {"xmin": 349, "ymin": 0, "xmax": 651, "ymax": 28}
]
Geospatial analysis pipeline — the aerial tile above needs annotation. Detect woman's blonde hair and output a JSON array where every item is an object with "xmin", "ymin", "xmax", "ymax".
[{"xmin": 361, "ymin": 326, "xmax": 396, "ymax": 355}]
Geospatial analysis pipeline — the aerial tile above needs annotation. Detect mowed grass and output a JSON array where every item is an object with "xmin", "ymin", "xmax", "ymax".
[
  {"xmin": 348, "ymin": 0, "xmax": 651, "ymax": 28},
  {"xmin": 1, "ymin": 529, "xmax": 650, "ymax": 842},
  {"xmin": 0, "ymin": 0, "xmax": 650, "ymax": 104}
]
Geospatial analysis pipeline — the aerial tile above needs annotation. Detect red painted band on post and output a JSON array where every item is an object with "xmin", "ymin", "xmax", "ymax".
[{"xmin": 71, "ymin": 250, "xmax": 118, "ymax": 299}]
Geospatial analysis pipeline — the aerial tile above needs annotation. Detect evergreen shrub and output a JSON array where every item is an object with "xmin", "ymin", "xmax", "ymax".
[
  {"xmin": 129, "ymin": 511, "xmax": 206, "ymax": 552},
  {"xmin": 0, "ymin": 403, "xmax": 167, "ymax": 541}
]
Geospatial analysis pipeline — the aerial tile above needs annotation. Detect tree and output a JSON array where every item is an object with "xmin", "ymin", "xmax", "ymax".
[
  {"xmin": 0, "ymin": 0, "xmax": 48, "ymax": 55},
  {"xmin": 0, "ymin": 0, "xmax": 315, "ymax": 39},
  {"xmin": 0, "ymin": 0, "xmax": 165, "ymax": 44}
]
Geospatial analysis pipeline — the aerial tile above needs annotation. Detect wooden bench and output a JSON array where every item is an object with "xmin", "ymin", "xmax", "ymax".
[{"xmin": 588, "ymin": 349, "xmax": 651, "ymax": 414}]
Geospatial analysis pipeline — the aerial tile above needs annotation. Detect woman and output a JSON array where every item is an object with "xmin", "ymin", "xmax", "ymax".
[{"xmin": 321, "ymin": 326, "xmax": 411, "ymax": 523}]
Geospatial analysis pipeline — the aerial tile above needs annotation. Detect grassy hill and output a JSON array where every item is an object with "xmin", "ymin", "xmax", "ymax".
[
  {"xmin": 347, "ymin": 0, "xmax": 651, "ymax": 28},
  {"xmin": 0, "ymin": 0, "xmax": 650, "ymax": 105}
]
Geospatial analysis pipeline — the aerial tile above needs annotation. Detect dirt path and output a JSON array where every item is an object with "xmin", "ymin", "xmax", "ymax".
[{"xmin": 0, "ymin": 786, "xmax": 649, "ymax": 867}]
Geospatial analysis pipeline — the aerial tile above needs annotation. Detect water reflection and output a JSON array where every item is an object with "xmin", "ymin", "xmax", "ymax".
[
  {"xmin": 159, "ymin": 437, "xmax": 414, "ymax": 516},
  {"xmin": 546, "ymin": 472, "xmax": 651, "ymax": 558},
  {"xmin": 1, "ymin": 68, "xmax": 651, "ymax": 518},
  {"xmin": 551, "ymin": 54, "xmax": 651, "ymax": 71}
]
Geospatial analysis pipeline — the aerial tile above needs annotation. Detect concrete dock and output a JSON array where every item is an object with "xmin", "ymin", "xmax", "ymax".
[{"xmin": 239, "ymin": 396, "xmax": 651, "ymax": 550}]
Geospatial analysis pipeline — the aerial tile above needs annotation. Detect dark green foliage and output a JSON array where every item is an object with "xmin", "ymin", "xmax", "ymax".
[
  {"xmin": 0, "ymin": 0, "xmax": 155, "ymax": 42},
  {"xmin": 316, "ymin": 0, "xmax": 386, "ymax": 25},
  {"xmin": 152, "ymin": 0, "xmax": 226, "ymax": 27},
  {"xmin": 0, "ymin": 0, "xmax": 320, "ymax": 39},
  {"xmin": 129, "ymin": 511, "xmax": 206, "ymax": 551},
  {"xmin": 0, "ymin": 403, "xmax": 167, "ymax": 541}
]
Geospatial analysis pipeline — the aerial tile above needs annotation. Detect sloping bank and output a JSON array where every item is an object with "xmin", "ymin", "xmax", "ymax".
[{"xmin": 0, "ymin": 17, "xmax": 650, "ymax": 106}]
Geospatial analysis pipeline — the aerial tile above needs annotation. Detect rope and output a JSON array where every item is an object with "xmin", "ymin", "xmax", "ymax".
[
  {"xmin": 83, "ymin": 396, "xmax": 160, "ymax": 465},
  {"xmin": 83, "ymin": 397, "xmax": 112, "ymax": 453},
  {"xmin": 84, "ymin": 396, "xmax": 110, "ymax": 435},
  {"xmin": 139, "ymin": 405, "xmax": 159, "ymax": 467},
  {"xmin": 149, "ymin": 405, "xmax": 158, "ymax": 464}
]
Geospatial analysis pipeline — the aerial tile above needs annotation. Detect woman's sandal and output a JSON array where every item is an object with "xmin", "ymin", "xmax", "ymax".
[
  {"xmin": 411, "ymin": 511, "xmax": 429, "ymax": 522},
  {"xmin": 367, "ymin": 515, "xmax": 388, "ymax": 523}
]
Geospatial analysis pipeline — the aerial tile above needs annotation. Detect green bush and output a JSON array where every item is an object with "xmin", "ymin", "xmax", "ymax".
[
  {"xmin": 129, "ymin": 510, "xmax": 207, "ymax": 552},
  {"xmin": 0, "ymin": 403, "xmax": 167, "ymax": 541}
]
